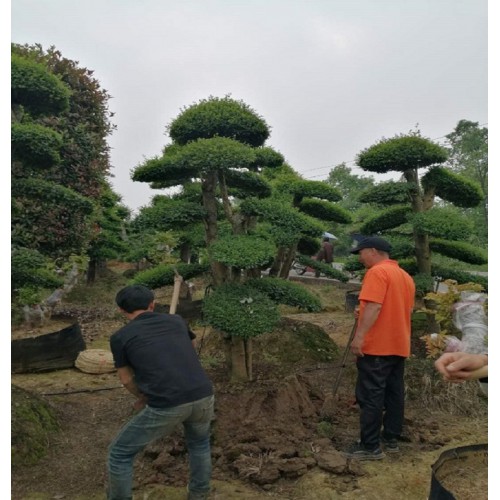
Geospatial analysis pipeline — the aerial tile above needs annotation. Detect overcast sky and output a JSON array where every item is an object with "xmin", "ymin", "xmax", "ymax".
[{"xmin": 11, "ymin": 0, "xmax": 490, "ymax": 214}]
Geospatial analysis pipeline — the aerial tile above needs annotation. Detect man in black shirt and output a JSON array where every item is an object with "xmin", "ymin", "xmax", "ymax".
[{"xmin": 107, "ymin": 285, "xmax": 214, "ymax": 500}]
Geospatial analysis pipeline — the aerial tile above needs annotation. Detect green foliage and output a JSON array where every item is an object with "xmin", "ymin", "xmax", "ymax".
[
  {"xmin": 410, "ymin": 207, "xmax": 474, "ymax": 241},
  {"xmin": 276, "ymin": 179, "xmax": 343, "ymax": 204},
  {"xmin": 357, "ymin": 134, "xmax": 448, "ymax": 173},
  {"xmin": 224, "ymin": 169, "xmax": 272, "ymax": 198},
  {"xmin": 343, "ymin": 256, "xmax": 365, "ymax": 274},
  {"xmin": 11, "ymin": 248, "xmax": 63, "ymax": 293},
  {"xmin": 12, "ymin": 178, "xmax": 94, "ymax": 214},
  {"xmin": 11, "ymin": 385, "xmax": 60, "ymax": 467},
  {"xmin": 398, "ymin": 258, "xmax": 419, "ymax": 276},
  {"xmin": 297, "ymin": 235, "xmax": 321, "ymax": 255},
  {"xmin": 359, "ymin": 205, "xmax": 412, "ymax": 234},
  {"xmin": 422, "ymin": 167, "xmax": 483, "ymax": 208},
  {"xmin": 12, "ymin": 43, "xmax": 114, "ymax": 199},
  {"xmin": 386, "ymin": 236, "xmax": 416, "ymax": 260},
  {"xmin": 247, "ymin": 277, "xmax": 322, "ymax": 312},
  {"xmin": 131, "ymin": 262, "xmax": 210, "ymax": 289},
  {"xmin": 168, "ymin": 95, "xmax": 270, "ymax": 147},
  {"xmin": 209, "ymin": 235, "xmax": 275, "ymax": 269},
  {"xmin": 252, "ymin": 146, "xmax": 285, "ymax": 169},
  {"xmin": 11, "ymin": 44, "xmax": 115, "ymax": 299},
  {"xmin": 11, "ymin": 123, "xmax": 63, "ymax": 170},
  {"xmin": 358, "ymin": 181, "xmax": 412, "ymax": 205},
  {"xmin": 298, "ymin": 198, "xmax": 352, "ymax": 224},
  {"xmin": 11, "ymin": 52, "xmax": 70, "ymax": 116},
  {"xmin": 326, "ymin": 163, "xmax": 375, "ymax": 212},
  {"xmin": 133, "ymin": 154, "xmax": 198, "ymax": 187},
  {"xmin": 412, "ymin": 273, "xmax": 435, "ymax": 297},
  {"xmin": 133, "ymin": 197, "xmax": 207, "ymax": 230},
  {"xmin": 431, "ymin": 265, "xmax": 487, "ymax": 291},
  {"xmin": 181, "ymin": 137, "xmax": 257, "ymax": 173},
  {"xmin": 445, "ymin": 120, "xmax": 488, "ymax": 192},
  {"xmin": 240, "ymin": 198, "xmax": 325, "ymax": 245},
  {"xmin": 202, "ymin": 283, "xmax": 280, "ymax": 338},
  {"xmin": 429, "ymin": 239, "xmax": 487, "ymax": 265},
  {"xmin": 294, "ymin": 255, "xmax": 350, "ymax": 282}
]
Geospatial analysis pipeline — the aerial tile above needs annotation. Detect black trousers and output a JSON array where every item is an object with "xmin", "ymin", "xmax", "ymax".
[{"xmin": 355, "ymin": 355, "xmax": 405, "ymax": 450}]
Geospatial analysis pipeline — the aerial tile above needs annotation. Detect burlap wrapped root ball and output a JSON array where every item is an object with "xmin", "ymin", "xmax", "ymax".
[{"xmin": 75, "ymin": 349, "xmax": 116, "ymax": 374}]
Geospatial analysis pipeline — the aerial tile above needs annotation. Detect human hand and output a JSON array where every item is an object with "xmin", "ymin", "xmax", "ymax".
[
  {"xmin": 434, "ymin": 352, "xmax": 488, "ymax": 382},
  {"xmin": 133, "ymin": 397, "xmax": 147, "ymax": 411},
  {"xmin": 350, "ymin": 335, "xmax": 364, "ymax": 357}
]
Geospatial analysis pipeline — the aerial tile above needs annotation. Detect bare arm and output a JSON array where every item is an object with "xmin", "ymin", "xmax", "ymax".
[
  {"xmin": 350, "ymin": 301, "xmax": 382, "ymax": 356},
  {"xmin": 117, "ymin": 366, "xmax": 147, "ymax": 409}
]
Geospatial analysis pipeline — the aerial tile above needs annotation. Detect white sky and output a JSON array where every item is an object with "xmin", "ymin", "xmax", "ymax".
[
  {"xmin": 10, "ymin": 0, "xmax": 490, "ymax": 214},
  {"xmin": 7, "ymin": 2, "xmax": 497, "ymax": 491}
]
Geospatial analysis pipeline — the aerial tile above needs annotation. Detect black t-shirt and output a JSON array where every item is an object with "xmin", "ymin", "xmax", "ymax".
[{"xmin": 110, "ymin": 312, "xmax": 213, "ymax": 408}]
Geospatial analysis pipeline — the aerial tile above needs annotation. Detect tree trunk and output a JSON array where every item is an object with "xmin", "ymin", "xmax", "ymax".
[
  {"xmin": 279, "ymin": 243, "xmax": 297, "ymax": 279},
  {"xmin": 86, "ymin": 259, "xmax": 97, "ymax": 284},
  {"xmin": 269, "ymin": 247, "xmax": 286, "ymax": 277},
  {"xmin": 414, "ymin": 233, "xmax": 432, "ymax": 275},
  {"xmin": 202, "ymin": 173, "xmax": 227, "ymax": 285},
  {"xmin": 230, "ymin": 336, "xmax": 252, "ymax": 381},
  {"xmin": 404, "ymin": 169, "xmax": 432, "ymax": 275}
]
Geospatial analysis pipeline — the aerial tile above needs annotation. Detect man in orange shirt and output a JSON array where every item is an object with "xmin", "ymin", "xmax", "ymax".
[{"xmin": 342, "ymin": 236, "xmax": 415, "ymax": 460}]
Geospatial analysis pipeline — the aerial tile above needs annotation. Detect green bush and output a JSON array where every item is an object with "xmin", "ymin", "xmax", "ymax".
[
  {"xmin": 247, "ymin": 277, "xmax": 322, "ymax": 312},
  {"xmin": 295, "ymin": 255, "xmax": 350, "ymax": 282},
  {"xmin": 430, "ymin": 239, "xmax": 487, "ymax": 265},
  {"xmin": 131, "ymin": 262, "xmax": 210, "ymax": 288},
  {"xmin": 202, "ymin": 282, "xmax": 280, "ymax": 338},
  {"xmin": 209, "ymin": 235, "xmax": 275, "ymax": 269},
  {"xmin": 422, "ymin": 167, "xmax": 483, "ymax": 208},
  {"xmin": 168, "ymin": 95, "xmax": 270, "ymax": 147},
  {"xmin": 11, "ymin": 53, "xmax": 70, "ymax": 116},
  {"xmin": 11, "ymin": 123, "xmax": 63, "ymax": 169},
  {"xmin": 359, "ymin": 205, "xmax": 412, "ymax": 234}
]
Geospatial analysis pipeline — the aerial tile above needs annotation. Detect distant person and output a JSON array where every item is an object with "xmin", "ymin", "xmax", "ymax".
[
  {"xmin": 107, "ymin": 285, "xmax": 214, "ymax": 500},
  {"xmin": 315, "ymin": 237, "xmax": 334, "ymax": 277},
  {"xmin": 341, "ymin": 236, "xmax": 415, "ymax": 461}
]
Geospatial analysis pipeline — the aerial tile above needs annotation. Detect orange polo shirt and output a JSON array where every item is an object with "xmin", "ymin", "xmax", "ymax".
[{"xmin": 358, "ymin": 259, "xmax": 416, "ymax": 357}]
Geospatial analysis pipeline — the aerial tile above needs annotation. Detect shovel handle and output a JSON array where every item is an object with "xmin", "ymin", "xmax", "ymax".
[{"xmin": 331, "ymin": 319, "xmax": 358, "ymax": 398}]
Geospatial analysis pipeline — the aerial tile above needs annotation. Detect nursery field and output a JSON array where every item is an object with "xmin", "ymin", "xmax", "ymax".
[{"xmin": 11, "ymin": 263, "xmax": 488, "ymax": 499}]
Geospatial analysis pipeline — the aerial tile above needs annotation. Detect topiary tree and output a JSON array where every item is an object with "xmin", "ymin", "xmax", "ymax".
[
  {"xmin": 11, "ymin": 43, "xmax": 117, "ymax": 322},
  {"xmin": 131, "ymin": 96, "xmax": 329, "ymax": 380},
  {"xmin": 265, "ymin": 171, "xmax": 353, "ymax": 278},
  {"xmin": 354, "ymin": 131, "xmax": 486, "ymax": 293}
]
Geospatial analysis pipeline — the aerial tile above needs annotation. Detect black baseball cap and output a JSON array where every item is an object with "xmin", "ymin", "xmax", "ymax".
[{"xmin": 350, "ymin": 236, "xmax": 392, "ymax": 254}]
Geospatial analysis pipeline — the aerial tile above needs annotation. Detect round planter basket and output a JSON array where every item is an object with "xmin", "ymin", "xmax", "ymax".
[
  {"xmin": 75, "ymin": 349, "xmax": 116, "ymax": 374},
  {"xmin": 429, "ymin": 443, "xmax": 487, "ymax": 500}
]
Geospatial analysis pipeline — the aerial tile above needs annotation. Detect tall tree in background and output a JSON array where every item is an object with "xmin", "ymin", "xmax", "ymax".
[
  {"xmin": 325, "ymin": 163, "xmax": 376, "ymax": 255},
  {"xmin": 354, "ymin": 132, "xmax": 486, "ymax": 292},
  {"xmin": 445, "ymin": 120, "xmax": 488, "ymax": 245}
]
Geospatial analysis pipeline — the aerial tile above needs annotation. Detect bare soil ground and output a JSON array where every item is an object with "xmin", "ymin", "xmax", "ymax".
[{"xmin": 11, "ymin": 267, "xmax": 488, "ymax": 499}]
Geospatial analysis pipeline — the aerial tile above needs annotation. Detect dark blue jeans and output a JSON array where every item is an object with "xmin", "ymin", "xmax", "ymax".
[
  {"xmin": 355, "ymin": 355, "xmax": 405, "ymax": 450},
  {"xmin": 107, "ymin": 394, "xmax": 214, "ymax": 500}
]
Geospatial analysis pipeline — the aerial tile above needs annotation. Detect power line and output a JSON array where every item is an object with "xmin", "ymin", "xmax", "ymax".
[{"xmin": 301, "ymin": 123, "xmax": 488, "ymax": 180}]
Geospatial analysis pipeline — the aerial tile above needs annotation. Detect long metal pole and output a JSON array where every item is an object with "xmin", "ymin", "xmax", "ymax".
[{"xmin": 331, "ymin": 319, "xmax": 358, "ymax": 399}]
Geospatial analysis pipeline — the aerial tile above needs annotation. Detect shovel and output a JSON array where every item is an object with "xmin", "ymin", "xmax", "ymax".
[
  {"xmin": 331, "ymin": 319, "xmax": 358, "ymax": 400},
  {"xmin": 319, "ymin": 319, "xmax": 358, "ymax": 418}
]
